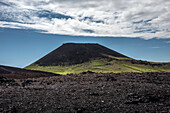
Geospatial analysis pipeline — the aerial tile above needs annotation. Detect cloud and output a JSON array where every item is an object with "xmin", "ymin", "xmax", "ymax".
[
  {"xmin": 166, "ymin": 41, "xmax": 170, "ymax": 43},
  {"xmin": 0, "ymin": 1, "xmax": 10, "ymax": 6},
  {"xmin": 37, "ymin": 10, "xmax": 73, "ymax": 20},
  {"xmin": 0, "ymin": 0, "xmax": 170, "ymax": 39},
  {"xmin": 151, "ymin": 47, "xmax": 161, "ymax": 49}
]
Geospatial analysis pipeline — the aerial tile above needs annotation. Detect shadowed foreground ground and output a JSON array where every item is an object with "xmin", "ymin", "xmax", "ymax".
[{"xmin": 0, "ymin": 72, "xmax": 170, "ymax": 113}]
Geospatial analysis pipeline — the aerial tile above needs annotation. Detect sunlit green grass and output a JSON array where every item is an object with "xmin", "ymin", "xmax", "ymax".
[
  {"xmin": 25, "ymin": 56, "xmax": 170, "ymax": 75},
  {"xmin": 102, "ymin": 54, "xmax": 133, "ymax": 60}
]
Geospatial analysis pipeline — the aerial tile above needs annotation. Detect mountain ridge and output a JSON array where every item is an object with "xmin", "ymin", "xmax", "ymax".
[
  {"xmin": 25, "ymin": 43, "xmax": 170, "ymax": 75},
  {"xmin": 0, "ymin": 65, "xmax": 59, "ymax": 79},
  {"xmin": 31, "ymin": 43, "xmax": 128, "ymax": 66}
]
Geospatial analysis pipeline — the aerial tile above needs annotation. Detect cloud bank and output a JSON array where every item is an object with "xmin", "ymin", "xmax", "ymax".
[{"xmin": 0, "ymin": 0, "xmax": 170, "ymax": 39}]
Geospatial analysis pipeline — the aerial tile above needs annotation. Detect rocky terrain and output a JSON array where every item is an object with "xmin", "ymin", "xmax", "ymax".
[{"xmin": 0, "ymin": 72, "xmax": 170, "ymax": 113}]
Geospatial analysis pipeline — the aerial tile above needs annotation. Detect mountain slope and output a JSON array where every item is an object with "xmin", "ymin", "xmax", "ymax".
[
  {"xmin": 0, "ymin": 65, "xmax": 58, "ymax": 79},
  {"xmin": 25, "ymin": 43, "xmax": 170, "ymax": 75},
  {"xmin": 31, "ymin": 43, "xmax": 128, "ymax": 66}
]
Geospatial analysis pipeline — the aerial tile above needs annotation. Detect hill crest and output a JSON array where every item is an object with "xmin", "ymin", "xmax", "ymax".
[
  {"xmin": 31, "ymin": 43, "xmax": 128, "ymax": 66},
  {"xmin": 25, "ymin": 43, "xmax": 170, "ymax": 75}
]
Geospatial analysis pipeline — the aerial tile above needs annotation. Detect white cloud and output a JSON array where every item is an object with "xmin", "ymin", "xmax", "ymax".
[
  {"xmin": 0, "ymin": 0, "xmax": 170, "ymax": 39},
  {"xmin": 151, "ymin": 47, "xmax": 160, "ymax": 49},
  {"xmin": 166, "ymin": 41, "xmax": 170, "ymax": 43}
]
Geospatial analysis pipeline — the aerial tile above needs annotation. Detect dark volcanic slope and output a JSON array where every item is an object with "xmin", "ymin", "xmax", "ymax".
[
  {"xmin": 33, "ymin": 43, "xmax": 128, "ymax": 66},
  {"xmin": 0, "ymin": 65, "xmax": 58, "ymax": 79}
]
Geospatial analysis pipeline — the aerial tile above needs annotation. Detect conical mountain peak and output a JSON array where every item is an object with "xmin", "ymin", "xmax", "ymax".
[{"xmin": 32, "ymin": 43, "xmax": 128, "ymax": 66}]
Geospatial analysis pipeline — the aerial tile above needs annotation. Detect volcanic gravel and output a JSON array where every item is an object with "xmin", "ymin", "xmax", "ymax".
[{"xmin": 0, "ymin": 72, "xmax": 170, "ymax": 113}]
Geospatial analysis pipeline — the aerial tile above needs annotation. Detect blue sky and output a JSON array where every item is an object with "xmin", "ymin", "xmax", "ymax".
[
  {"xmin": 0, "ymin": 0, "xmax": 170, "ymax": 68},
  {"xmin": 1, "ymin": 28, "xmax": 170, "ymax": 68}
]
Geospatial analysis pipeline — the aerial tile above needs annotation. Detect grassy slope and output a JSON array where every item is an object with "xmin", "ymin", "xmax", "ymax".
[{"xmin": 25, "ymin": 56, "xmax": 170, "ymax": 75}]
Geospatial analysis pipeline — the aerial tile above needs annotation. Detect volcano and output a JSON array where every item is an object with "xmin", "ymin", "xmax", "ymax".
[
  {"xmin": 32, "ymin": 43, "xmax": 128, "ymax": 66},
  {"xmin": 26, "ymin": 43, "xmax": 170, "ymax": 75}
]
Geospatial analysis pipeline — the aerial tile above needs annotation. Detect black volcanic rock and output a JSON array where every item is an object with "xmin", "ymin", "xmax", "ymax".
[
  {"xmin": 33, "ymin": 43, "xmax": 128, "ymax": 66},
  {"xmin": 1, "ymin": 72, "xmax": 170, "ymax": 113}
]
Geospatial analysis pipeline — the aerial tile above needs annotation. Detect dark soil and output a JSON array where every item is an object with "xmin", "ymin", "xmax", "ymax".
[{"xmin": 0, "ymin": 72, "xmax": 170, "ymax": 113}]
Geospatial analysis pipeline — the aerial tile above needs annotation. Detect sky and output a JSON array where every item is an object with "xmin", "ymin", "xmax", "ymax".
[{"xmin": 0, "ymin": 0, "xmax": 170, "ymax": 68}]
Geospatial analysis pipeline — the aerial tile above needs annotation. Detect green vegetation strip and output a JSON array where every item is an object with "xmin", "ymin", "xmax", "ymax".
[{"xmin": 25, "ymin": 58, "xmax": 170, "ymax": 75}]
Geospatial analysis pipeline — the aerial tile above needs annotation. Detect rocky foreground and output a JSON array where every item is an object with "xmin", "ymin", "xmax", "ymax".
[{"xmin": 0, "ymin": 72, "xmax": 170, "ymax": 113}]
